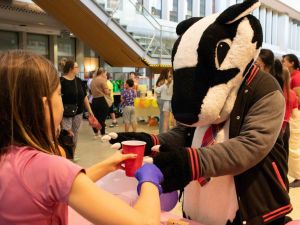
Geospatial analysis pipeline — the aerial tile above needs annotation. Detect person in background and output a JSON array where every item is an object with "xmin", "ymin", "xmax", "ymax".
[
  {"xmin": 155, "ymin": 69, "xmax": 169, "ymax": 134},
  {"xmin": 58, "ymin": 57, "xmax": 67, "ymax": 77},
  {"xmin": 107, "ymin": 72, "xmax": 119, "ymax": 128},
  {"xmin": 282, "ymin": 54, "xmax": 300, "ymax": 109},
  {"xmin": 91, "ymin": 67, "xmax": 110, "ymax": 136},
  {"xmin": 121, "ymin": 79, "xmax": 137, "ymax": 132},
  {"xmin": 282, "ymin": 56, "xmax": 300, "ymax": 188},
  {"xmin": 156, "ymin": 70, "xmax": 174, "ymax": 133},
  {"xmin": 129, "ymin": 71, "xmax": 139, "ymax": 92},
  {"xmin": 61, "ymin": 59, "xmax": 93, "ymax": 161},
  {"xmin": 0, "ymin": 50, "xmax": 163, "ymax": 225},
  {"xmin": 87, "ymin": 70, "xmax": 101, "ymax": 139}
]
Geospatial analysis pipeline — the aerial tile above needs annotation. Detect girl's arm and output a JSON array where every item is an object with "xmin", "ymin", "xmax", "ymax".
[
  {"xmin": 85, "ymin": 151, "xmax": 136, "ymax": 182},
  {"xmin": 68, "ymin": 171, "xmax": 161, "ymax": 225}
]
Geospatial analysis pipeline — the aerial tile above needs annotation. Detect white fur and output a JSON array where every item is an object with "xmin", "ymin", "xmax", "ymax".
[
  {"xmin": 184, "ymin": 121, "xmax": 239, "ymax": 225},
  {"xmin": 220, "ymin": 18, "xmax": 258, "ymax": 71},
  {"xmin": 173, "ymin": 13, "xmax": 220, "ymax": 70},
  {"xmin": 192, "ymin": 17, "xmax": 259, "ymax": 127}
]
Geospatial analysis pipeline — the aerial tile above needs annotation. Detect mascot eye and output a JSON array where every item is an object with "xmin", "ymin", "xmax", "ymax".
[{"xmin": 216, "ymin": 40, "xmax": 231, "ymax": 68}]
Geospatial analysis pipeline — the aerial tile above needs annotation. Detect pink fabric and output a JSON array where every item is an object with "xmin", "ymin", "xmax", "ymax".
[
  {"xmin": 0, "ymin": 146, "xmax": 83, "ymax": 225},
  {"xmin": 68, "ymin": 207, "xmax": 204, "ymax": 225},
  {"xmin": 284, "ymin": 88, "xmax": 298, "ymax": 121},
  {"xmin": 286, "ymin": 221, "xmax": 300, "ymax": 225},
  {"xmin": 68, "ymin": 170, "xmax": 203, "ymax": 225}
]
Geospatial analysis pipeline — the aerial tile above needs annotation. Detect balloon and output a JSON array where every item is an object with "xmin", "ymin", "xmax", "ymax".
[
  {"xmin": 139, "ymin": 99, "xmax": 145, "ymax": 108},
  {"xmin": 144, "ymin": 99, "xmax": 151, "ymax": 108},
  {"xmin": 152, "ymin": 100, "xmax": 158, "ymax": 108},
  {"xmin": 160, "ymin": 191, "xmax": 178, "ymax": 211},
  {"xmin": 134, "ymin": 98, "xmax": 140, "ymax": 107}
]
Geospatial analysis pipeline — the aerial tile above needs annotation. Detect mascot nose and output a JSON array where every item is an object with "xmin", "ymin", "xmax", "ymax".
[{"xmin": 172, "ymin": 68, "xmax": 205, "ymax": 125}]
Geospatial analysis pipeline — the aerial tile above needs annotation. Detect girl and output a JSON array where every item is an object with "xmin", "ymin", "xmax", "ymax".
[{"xmin": 0, "ymin": 50, "xmax": 163, "ymax": 225}]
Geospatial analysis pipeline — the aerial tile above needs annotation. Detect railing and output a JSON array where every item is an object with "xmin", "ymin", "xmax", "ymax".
[{"xmin": 91, "ymin": 0, "xmax": 177, "ymax": 64}]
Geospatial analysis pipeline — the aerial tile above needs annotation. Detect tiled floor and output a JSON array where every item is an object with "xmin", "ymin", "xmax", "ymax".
[{"xmin": 75, "ymin": 118, "xmax": 300, "ymax": 221}]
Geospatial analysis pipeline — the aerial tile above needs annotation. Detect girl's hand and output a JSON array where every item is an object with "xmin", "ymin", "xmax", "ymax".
[{"xmin": 103, "ymin": 151, "xmax": 137, "ymax": 172}]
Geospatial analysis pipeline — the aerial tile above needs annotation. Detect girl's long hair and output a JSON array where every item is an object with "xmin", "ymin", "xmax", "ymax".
[{"xmin": 0, "ymin": 50, "xmax": 61, "ymax": 157}]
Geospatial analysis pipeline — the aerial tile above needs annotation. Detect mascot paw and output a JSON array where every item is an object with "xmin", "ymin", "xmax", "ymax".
[
  {"xmin": 101, "ymin": 132, "xmax": 118, "ymax": 142},
  {"xmin": 151, "ymin": 145, "xmax": 160, "ymax": 152},
  {"xmin": 111, "ymin": 143, "xmax": 121, "ymax": 150}
]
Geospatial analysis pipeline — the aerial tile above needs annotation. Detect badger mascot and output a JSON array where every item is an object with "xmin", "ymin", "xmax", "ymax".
[{"xmin": 103, "ymin": 0, "xmax": 291, "ymax": 224}]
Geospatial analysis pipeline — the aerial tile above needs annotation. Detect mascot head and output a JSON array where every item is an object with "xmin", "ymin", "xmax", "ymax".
[{"xmin": 171, "ymin": 0, "xmax": 262, "ymax": 127}]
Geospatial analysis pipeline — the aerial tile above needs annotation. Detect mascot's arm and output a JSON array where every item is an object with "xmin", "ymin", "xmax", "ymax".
[
  {"xmin": 153, "ymin": 90, "xmax": 285, "ymax": 192},
  {"xmin": 106, "ymin": 124, "xmax": 188, "ymax": 156}
]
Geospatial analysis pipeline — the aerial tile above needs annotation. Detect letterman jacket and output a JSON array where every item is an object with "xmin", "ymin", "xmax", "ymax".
[{"xmin": 155, "ymin": 66, "xmax": 291, "ymax": 225}]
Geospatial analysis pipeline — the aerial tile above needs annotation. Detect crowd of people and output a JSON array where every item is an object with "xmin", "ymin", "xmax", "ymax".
[{"xmin": 256, "ymin": 49, "xmax": 300, "ymax": 188}]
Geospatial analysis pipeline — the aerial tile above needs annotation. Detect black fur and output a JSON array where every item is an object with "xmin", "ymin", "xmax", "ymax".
[{"xmin": 216, "ymin": 0, "xmax": 259, "ymax": 24}]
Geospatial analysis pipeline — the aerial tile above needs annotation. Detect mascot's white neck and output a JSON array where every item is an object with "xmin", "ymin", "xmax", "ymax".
[{"xmin": 197, "ymin": 72, "xmax": 243, "ymax": 127}]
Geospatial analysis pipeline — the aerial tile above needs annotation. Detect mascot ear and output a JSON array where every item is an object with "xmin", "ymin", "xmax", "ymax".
[
  {"xmin": 176, "ymin": 17, "xmax": 202, "ymax": 35},
  {"xmin": 216, "ymin": 0, "xmax": 260, "ymax": 24}
]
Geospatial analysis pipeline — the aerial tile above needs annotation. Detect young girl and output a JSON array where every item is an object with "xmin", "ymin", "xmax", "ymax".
[{"xmin": 0, "ymin": 50, "xmax": 163, "ymax": 225}]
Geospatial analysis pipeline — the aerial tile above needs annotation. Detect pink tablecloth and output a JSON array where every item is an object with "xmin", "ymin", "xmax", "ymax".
[{"xmin": 68, "ymin": 170, "xmax": 203, "ymax": 225}]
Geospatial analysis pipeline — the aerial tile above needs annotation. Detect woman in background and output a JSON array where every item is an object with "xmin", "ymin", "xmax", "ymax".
[
  {"xmin": 61, "ymin": 60, "xmax": 93, "ymax": 160},
  {"xmin": 91, "ymin": 67, "xmax": 110, "ymax": 136},
  {"xmin": 155, "ymin": 69, "xmax": 169, "ymax": 134}
]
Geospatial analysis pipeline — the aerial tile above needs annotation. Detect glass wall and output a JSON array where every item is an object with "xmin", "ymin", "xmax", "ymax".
[
  {"xmin": 57, "ymin": 36, "xmax": 76, "ymax": 61},
  {"xmin": 27, "ymin": 33, "xmax": 49, "ymax": 58},
  {"xmin": 149, "ymin": 0, "xmax": 162, "ymax": 19},
  {"xmin": 0, "ymin": 30, "xmax": 18, "ymax": 52},
  {"xmin": 169, "ymin": 0, "xmax": 178, "ymax": 22},
  {"xmin": 186, "ymin": 0, "xmax": 192, "ymax": 19},
  {"xmin": 200, "ymin": 0, "xmax": 205, "ymax": 17}
]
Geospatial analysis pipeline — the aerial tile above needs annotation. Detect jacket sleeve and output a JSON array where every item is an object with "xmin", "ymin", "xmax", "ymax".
[
  {"xmin": 198, "ymin": 90, "xmax": 285, "ymax": 177},
  {"xmin": 157, "ymin": 123, "xmax": 188, "ymax": 148},
  {"xmin": 153, "ymin": 90, "xmax": 285, "ymax": 192}
]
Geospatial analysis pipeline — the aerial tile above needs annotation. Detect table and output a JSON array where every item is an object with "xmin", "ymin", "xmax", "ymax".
[{"xmin": 68, "ymin": 170, "xmax": 203, "ymax": 225}]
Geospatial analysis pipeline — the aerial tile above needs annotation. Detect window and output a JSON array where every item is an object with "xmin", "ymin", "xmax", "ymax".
[
  {"xmin": 186, "ymin": 0, "xmax": 192, "ymax": 19},
  {"xmin": 0, "ymin": 30, "xmax": 18, "ymax": 52},
  {"xmin": 200, "ymin": 0, "xmax": 205, "ymax": 17},
  {"xmin": 27, "ymin": 33, "xmax": 49, "ymax": 58},
  {"xmin": 58, "ymin": 36, "xmax": 76, "ymax": 59},
  {"xmin": 169, "ymin": 0, "xmax": 178, "ymax": 22},
  {"xmin": 149, "ymin": 0, "xmax": 162, "ymax": 18}
]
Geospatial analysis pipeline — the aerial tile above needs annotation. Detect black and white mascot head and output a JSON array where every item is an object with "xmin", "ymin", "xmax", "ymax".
[{"xmin": 171, "ymin": 0, "xmax": 262, "ymax": 127}]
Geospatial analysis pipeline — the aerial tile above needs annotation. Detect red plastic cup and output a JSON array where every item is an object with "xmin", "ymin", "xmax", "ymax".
[{"xmin": 122, "ymin": 140, "xmax": 146, "ymax": 177}]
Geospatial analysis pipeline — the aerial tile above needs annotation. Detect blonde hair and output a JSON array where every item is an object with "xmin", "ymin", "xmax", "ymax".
[{"xmin": 0, "ymin": 50, "xmax": 61, "ymax": 156}]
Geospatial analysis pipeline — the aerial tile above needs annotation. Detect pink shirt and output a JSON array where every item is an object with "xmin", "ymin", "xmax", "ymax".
[
  {"xmin": 0, "ymin": 146, "xmax": 83, "ymax": 225},
  {"xmin": 290, "ymin": 70, "xmax": 300, "ymax": 109},
  {"xmin": 283, "ymin": 88, "xmax": 298, "ymax": 121}
]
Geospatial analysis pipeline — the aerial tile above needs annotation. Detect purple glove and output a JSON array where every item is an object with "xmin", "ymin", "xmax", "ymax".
[{"xmin": 134, "ymin": 164, "xmax": 164, "ymax": 195}]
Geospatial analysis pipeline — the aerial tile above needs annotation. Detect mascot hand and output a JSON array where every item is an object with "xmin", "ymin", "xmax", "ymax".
[
  {"xmin": 152, "ymin": 144, "xmax": 194, "ymax": 193},
  {"xmin": 135, "ymin": 163, "xmax": 164, "ymax": 195},
  {"xmin": 102, "ymin": 132, "xmax": 159, "ymax": 155}
]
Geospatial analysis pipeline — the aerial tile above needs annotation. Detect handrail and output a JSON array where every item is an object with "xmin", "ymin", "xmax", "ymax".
[{"xmin": 90, "ymin": 0, "xmax": 176, "ymax": 64}]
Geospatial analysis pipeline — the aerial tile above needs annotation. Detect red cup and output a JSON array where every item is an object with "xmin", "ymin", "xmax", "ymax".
[{"xmin": 122, "ymin": 140, "xmax": 146, "ymax": 177}]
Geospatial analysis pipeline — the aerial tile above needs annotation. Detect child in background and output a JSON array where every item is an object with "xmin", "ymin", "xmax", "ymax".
[
  {"xmin": 121, "ymin": 79, "xmax": 137, "ymax": 132},
  {"xmin": 0, "ymin": 50, "xmax": 163, "ymax": 225},
  {"xmin": 107, "ymin": 72, "xmax": 119, "ymax": 127}
]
